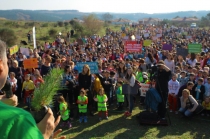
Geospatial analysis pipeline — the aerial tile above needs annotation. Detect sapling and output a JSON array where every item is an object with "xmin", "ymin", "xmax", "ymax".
[{"xmin": 31, "ymin": 68, "xmax": 63, "ymax": 123}]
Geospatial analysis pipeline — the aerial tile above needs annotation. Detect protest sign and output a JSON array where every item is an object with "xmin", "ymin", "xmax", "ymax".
[
  {"xmin": 23, "ymin": 58, "xmax": 38, "ymax": 69},
  {"xmin": 188, "ymin": 44, "xmax": 202, "ymax": 53},
  {"xmin": 176, "ymin": 47, "xmax": 188, "ymax": 58},
  {"xmin": 20, "ymin": 47, "xmax": 30, "ymax": 56},
  {"xmin": 124, "ymin": 41, "xmax": 142, "ymax": 52},
  {"xmin": 10, "ymin": 45, "xmax": 19, "ymax": 55},
  {"xmin": 162, "ymin": 44, "xmax": 172, "ymax": 51},
  {"xmin": 143, "ymin": 40, "xmax": 152, "ymax": 46},
  {"xmin": 156, "ymin": 34, "xmax": 162, "ymax": 38},
  {"xmin": 123, "ymin": 36, "xmax": 129, "ymax": 40},
  {"xmin": 136, "ymin": 35, "xmax": 141, "ymax": 40},
  {"xmin": 144, "ymin": 33, "xmax": 149, "ymax": 38},
  {"xmin": 182, "ymin": 32, "xmax": 188, "ymax": 35},
  {"xmin": 140, "ymin": 83, "xmax": 150, "ymax": 97},
  {"xmin": 61, "ymin": 39, "xmax": 64, "ymax": 43},
  {"xmin": 152, "ymin": 36, "xmax": 158, "ymax": 40},
  {"xmin": 76, "ymin": 62, "xmax": 98, "ymax": 73}
]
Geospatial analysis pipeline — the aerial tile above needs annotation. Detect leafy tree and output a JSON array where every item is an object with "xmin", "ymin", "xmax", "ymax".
[
  {"xmin": 64, "ymin": 22, "xmax": 69, "ymax": 26},
  {"xmin": 102, "ymin": 13, "xmax": 113, "ymax": 22},
  {"xmin": 174, "ymin": 16, "xmax": 180, "ymax": 19},
  {"xmin": 83, "ymin": 14, "xmax": 103, "ymax": 35},
  {"xmin": 69, "ymin": 20, "xmax": 84, "ymax": 35},
  {"xmin": 48, "ymin": 29, "xmax": 57, "ymax": 37},
  {"xmin": 0, "ymin": 28, "xmax": 17, "ymax": 47},
  {"xmin": 57, "ymin": 21, "xmax": 64, "ymax": 27}
]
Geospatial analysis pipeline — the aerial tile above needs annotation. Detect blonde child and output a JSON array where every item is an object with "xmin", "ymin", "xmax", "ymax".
[
  {"xmin": 201, "ymin": 97, "xmax": 210, "ymax": 116},
  {"xmin": 22, "ymin": 74, "xmax": 35, "ymax": 104},
  {"xmin": 94, "ymin": 88, "xmax": 108, "ymax": 121},
  {"xmin": 8, "ymin": 72, "xmax": 17, "ymax": 93},
  {"xmin": 77, "ymin": 89, "xmax": 88, "ymax": 123},
  {"xmin": 57, "ymin": 96, "xmax": 72, "ymax": 128}
]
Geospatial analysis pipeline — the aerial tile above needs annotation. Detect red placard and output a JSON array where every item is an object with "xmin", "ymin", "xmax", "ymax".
[{"xmin": 124, "ymin": 41, "xmax": 142, "ymax": 52}]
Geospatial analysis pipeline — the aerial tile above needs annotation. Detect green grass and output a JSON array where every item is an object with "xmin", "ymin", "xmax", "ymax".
[{"xmin": 57, "ymin": 104, "xmax": 210, "ymax": 139}]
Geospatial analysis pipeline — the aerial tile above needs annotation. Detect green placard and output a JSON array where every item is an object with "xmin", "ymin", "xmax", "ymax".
[{"xmin": 188, "ymin": 44, "xmax": 202, "ymax": 53}]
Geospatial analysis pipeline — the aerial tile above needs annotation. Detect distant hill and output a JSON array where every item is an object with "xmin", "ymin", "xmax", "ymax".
[{"xmin": 0, "ymin": 10, "xmax": 209, "ymax": 22}]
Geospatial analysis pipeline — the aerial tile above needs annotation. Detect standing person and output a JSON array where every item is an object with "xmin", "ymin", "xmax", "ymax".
[
  {"xmin": 164, "ymin": 53, "xmax": 175, "ymax": 73},
  {"xmin": 101, "ymin": 70, "xmax": 113, "ymax": 106},
  {"xmin": 78, "ymin": 65, "xmax": 93, "ymax": 116},
  {"xmin": 116, "ymin": 81, "xmax": 124, "ymax": 111},
  {"xmin": 154, "ymin": 61, "xmax": 171, "ymax": 120},
  {"xmin": 77, "ymin": 89, "xmax": 88, "ymax": 123},
  {"xmin": 123, "ymin": 67, "xmax": 136, "ymax": 117},
  {"xmin": 40, "ymin": 55, "xmax": 52, "ymax": 77},
  {"xmin": 168, "ymin": 73, "xmax": 180, "ymax": 114},
  {"xmin": 94, "ymin": 88, "xmax": 108, "ymax": 121},
  {"xmin": 57, "ymin": 96, "xmax": 72, "ymax": 128},
  {"xmin": 22, "ymin": 74, "xmax": 35, "ymax": 104},
  {"xmin": 0, "ymin": 40, "xmax": 65, "ymax": 139}
]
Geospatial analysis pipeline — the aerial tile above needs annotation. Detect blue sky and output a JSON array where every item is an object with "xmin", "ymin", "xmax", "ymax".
[{"xmin": 0, "ymin": 0, "xmax": 209, "ymax": 14}]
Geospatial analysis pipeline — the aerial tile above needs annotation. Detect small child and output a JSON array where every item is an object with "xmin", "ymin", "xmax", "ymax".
[
  {"xmin": 57, "ymin": 96, "xmax": 72, "ymax": 128},
  {"xmin": 168, "ymin": 73, "xmax": 180, "ymax": 114},
  {"xmin": 193, "ymin": 78, "xmax": 205, "ymax": 104},
  {"xmin": 77, "ymin": 89, "xmax": 88, "ymax": 123},
  {"xmin": 201, "ymin": 97, "xmax": 210, "ymax": 116},
  {"xmin": 34, "ymin": 73, "xmax": 44, "ymax": 88},
  {"xmin": 8, "ymin": 72, "xmax": 17, "ymax": 93},
  {"xmin": 22, "ymin": 74, "xmax": 35, "ymax": 105},
  {"xmin": 116, "ymin": 81, "xmax": 124, "ymax": 111},
  {"xmin": 177, "ymin": 71, "xmax": 188, "ymax": 88},
  {"xmin": 94, "ymin": 88, "xmax": 108, "ymax": 121}
]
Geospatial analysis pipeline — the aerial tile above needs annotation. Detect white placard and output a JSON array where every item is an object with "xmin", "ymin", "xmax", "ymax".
[
  {"xmin": 140, "ymin": 83, "xmax": 150, "ymax": 97},
  {"xmin": 20, "ymin": 47, "xmax": 29, "ymax": 56}
]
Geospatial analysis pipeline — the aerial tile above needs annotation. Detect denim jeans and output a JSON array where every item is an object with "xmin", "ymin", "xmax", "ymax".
[
  {"xmin": 129, "ymin": 95, "xmax": 134, "ymax": 113},
  {"xmin": 179, "ymin": 107, "xmax": 193, "ymax": 117}
]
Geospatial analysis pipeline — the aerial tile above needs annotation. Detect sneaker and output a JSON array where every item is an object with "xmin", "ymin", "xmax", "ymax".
[
  {"xmin": 99, "ymin": 117, "xmax": 102, "ymax": 121},
  {"xmin": 68, "ymin": 123, "xmax": 72, "ymax": 128},
  {"xmin": 105, "ymin": 116, "xmax": 109, "ymax": 120},
  {"xmin": 175, "ymin": 111, "xmax": 179, "ymax": 114},
  {"xmin": 125, "ymin": 112, "xmax": 132, "ymax": 117},
  {"xmin": 124, "ymin": 111, "xmax": 129, "ymax": 116}
]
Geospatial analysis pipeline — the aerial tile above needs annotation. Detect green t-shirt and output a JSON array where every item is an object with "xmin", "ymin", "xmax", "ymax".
[{"xmin": 0, "ymin": 101, "xmax": 43, "ymax": 139}]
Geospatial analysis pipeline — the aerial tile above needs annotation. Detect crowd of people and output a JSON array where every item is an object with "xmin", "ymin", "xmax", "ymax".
[{"xmin": 1, "ymin": 23, "xmax": 210, "ymax": 138}]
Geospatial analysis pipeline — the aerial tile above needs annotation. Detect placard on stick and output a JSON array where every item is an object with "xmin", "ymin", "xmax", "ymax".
[{"xmin": 23, "ymin": 58, "xmax": 38, "ymax": 69}]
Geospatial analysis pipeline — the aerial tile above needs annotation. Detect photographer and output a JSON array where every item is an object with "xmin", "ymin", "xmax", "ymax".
[{"xmin": 154, "ymin": 60, "xmax": 171, "ymax": 120}]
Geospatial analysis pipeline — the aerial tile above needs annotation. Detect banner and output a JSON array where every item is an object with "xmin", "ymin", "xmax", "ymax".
[
  {"xmin": 33, "ymin": 27, "xmax": 36, "ymax": 49},
  {"xmin": 76, "ymin": 62, "xmax": 98, "ymax": 73},
  {"xmin": 20, "ymin": 47, "xmax": 30, "ymax": 56},
  {"xmin": 10, "ymin": 45, "xmax": 19, "ymax": 55},
  {"xmin": 162, "ymin": 44, "xmax": 172, "ymax": 51},
  {"xmin": 176, "ymin": 47, "xmax": 188, "ymax": 58},
  {"xmin": 140, "ymin": 83, "xmax": 150, "ymax": 97},
  {"xmin": 23, "ymin": 58, "xmax": 38, "ymax": 69},
  {"xmin": 124, "ymin": 41, "xmax": 142, "ymax": 52},
  {"xmin": 143, "ymin": 40, "xmax": 152, "ymax": 46},
  {"xmin": 156, "ymin": 34, "xmax": 162, "ymax": 38},
  {"xmin": 144, "ymin": 33, "xmax": 149, "ymax": 38},
  {"xmin": 188, "ymin": 44, "xmax": 202, "ymax": 53}
]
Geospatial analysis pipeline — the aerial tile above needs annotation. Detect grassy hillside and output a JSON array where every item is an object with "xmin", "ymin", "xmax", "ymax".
[{"xmin": 0, "ymin": 20, "xmax": 122, "ymax": 47}]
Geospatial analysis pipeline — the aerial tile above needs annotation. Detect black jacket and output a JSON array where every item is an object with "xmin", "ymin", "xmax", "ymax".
[
  {"xmin": 101, "ymin": 77, "xmax": 112, "ymax": 92},
  {"xmin": 78, "ymin": 73, "xmax": 91, "ymax": 90}
]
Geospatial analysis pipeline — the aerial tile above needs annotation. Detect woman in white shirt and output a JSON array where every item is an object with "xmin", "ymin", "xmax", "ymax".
[
  {"xmin": 187, "ymin": 53, "xmax": 197, "ymax": 67},
  {"xmin": 164, "ymin": 53, "xmax": 175, "ymax": 73},
  {"xmin": 123, "ymin": 67, "xmax": 135, "ymax": 117}
]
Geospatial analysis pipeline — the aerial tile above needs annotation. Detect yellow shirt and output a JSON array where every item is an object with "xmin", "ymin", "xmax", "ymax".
[
  {"xmin": 202, "ymin": 101, "xmax": 210, "ymax": 110},
  {"xmin": 22, "ymin": 80, "xmax": 35, "ymax": 91}
]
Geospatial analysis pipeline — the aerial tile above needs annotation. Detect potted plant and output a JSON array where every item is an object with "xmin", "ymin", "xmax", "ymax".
[{"xmin": 31, "ymin": 68, "xmax": 63, "ymax": 123}]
